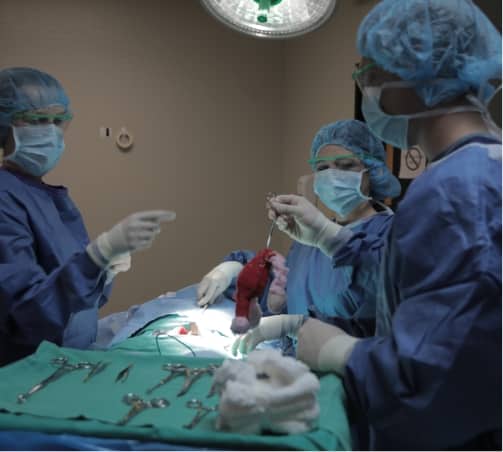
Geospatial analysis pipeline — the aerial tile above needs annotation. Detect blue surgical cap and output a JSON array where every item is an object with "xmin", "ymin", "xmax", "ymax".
[
  {"xmin": 357, "ymin": 0, "xmax": 502, "ymax": 107},
  {"xmin": 310, "ymin": 120, "xmax": 401, "ymax": 200},
  {"xmin": 0, "ymin": 67, "xmax": 70, "ymax": 145}
]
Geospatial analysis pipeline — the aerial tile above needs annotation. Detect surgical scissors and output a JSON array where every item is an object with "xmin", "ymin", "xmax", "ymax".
[
  {"xmin": 183, "ymin": 398, "xmax": 218, "ymax": 429},
  {"xmin": 17, "ymin": 356, "xmax": 93, "ymax": 403}
]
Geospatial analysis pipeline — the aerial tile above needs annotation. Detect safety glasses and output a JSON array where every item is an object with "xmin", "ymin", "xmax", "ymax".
[
  {"xmin": 352, "ymin": 62, "xmax": 405, "ymax": 92},
  {"xmin": 352, "ymin": 62, "xmax": 376, "ymax": 90},
  {"xmin": 308, "ymin": 153, "xmax": 374, "ymax": 172},
  {"xmin": 12, "ymin": 111, "xmax": 73, "ymax": 126}
]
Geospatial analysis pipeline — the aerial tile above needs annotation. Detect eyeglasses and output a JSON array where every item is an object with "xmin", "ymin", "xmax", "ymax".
[
  {"xmin": 308, "ymin": 154, "xmax": 372, "ymax": 172},
  {"xmin": 352, "ymin": 62, "xmax": 376, "ymax": 90},
  {"xmin": 352, "ymin": 62, "xmax": 402, "ymax": 91},
  {"xmin": 12, "ymin": 111, "xmax": 74, "ymax": 126}
]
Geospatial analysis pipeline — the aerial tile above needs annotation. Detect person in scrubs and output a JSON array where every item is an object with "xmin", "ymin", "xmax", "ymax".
[
  {"xmin": 197, "ymin": 119, "xmax": 400, "ymax": 337},
  {"xmin": 235, "ymin": 0, "xmax": 502, "ymax": 449},
  {"xmin": 0, "ymin": 67, "xmax": 175, "ymax": 365}
]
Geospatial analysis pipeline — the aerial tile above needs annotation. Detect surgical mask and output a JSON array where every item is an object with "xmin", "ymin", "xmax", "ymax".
[
  {"xmin": 361, "ymin": 80, "xmax": 498, "ymax": 149},
  {"xmin": 314, "ymin": 168, "xmax": 370, "ymax": 218},
  {"xmin": 6, "ymin": 124, "xmax": 65, "ymax": 177},
  {"xmin": 361, "ymin": 85, "xmax": 410, "ymax": 150}
]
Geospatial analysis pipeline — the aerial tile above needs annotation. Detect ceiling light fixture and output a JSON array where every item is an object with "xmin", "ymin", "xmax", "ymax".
[{"xmin": 200, "ymin": 0, "xmax": 337, "ymax": 39}]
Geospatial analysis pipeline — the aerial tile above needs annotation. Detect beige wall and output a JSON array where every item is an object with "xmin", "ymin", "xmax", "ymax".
[
  {"xmin": 282, "ymin": 0, "xmax": 379, "ymax": 194},
  {"xmin": 0, "ymin": 0, "xmax": 378, "ymax": 317}
]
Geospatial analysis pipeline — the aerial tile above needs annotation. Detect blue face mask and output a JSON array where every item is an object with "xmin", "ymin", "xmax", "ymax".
[
  {"xmin": 361, "ymin": 81, "xmax": 491, "ymax": 150},
  {"xmin": 314, "ymin": 168, "xmax": 370, "ymax": 218},
  {"xmin": 361, "ymin": 86, "xmax": 409, "ymax": 150},
  {"xmin": 6, "ymin": 124, "xmax": 65, "ymax": 177}
]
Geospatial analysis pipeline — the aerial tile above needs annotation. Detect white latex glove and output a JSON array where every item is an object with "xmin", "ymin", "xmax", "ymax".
[
  {"xmin": 296, "ymin": 318, "xmax": 360, "ymax": 376},
  {"xmin": 232, "ymin": 314, "xmax": 305, "ymax": 356},
  {"xmin": 87, "ymin": 210, "xmax": 176, "ymax": 268},
  {"xmin": 105, "ymin": 252, "xmax": 131, "ymax": 285},
  {"xmin": 197, "ymin": 261, "xmax": 243, "ymax": 307},
  {"xmin": 267, "ymin": 194, "xmax": 342, "ymax": 256}
]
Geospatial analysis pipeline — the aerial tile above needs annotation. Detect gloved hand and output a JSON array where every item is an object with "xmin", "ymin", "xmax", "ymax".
[
  {"xmin": 105, "ymin": 252, "xmax": 131, "ymax": 285},
  {"xmin": 197, "ymin": 261, "xmax": 244, "ymax": 307},
  {"xmin": 87, "ymin": 210, "xmax": 176, "ymax": 268},
  {"xmin": 267, "ymin": 194, "xmax": 342, "ymax": 256},
  {"xmin": 232, "ymin": 314, "xmax": 305, "ymax": 356},
  {"xmin": 296, "ymin": 318, "xmax": 360, "ymax": 376}
]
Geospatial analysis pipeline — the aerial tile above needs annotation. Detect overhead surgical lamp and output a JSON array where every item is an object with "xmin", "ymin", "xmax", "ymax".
[{"xmin": 200, "ymin": 0, "xmax": 337, "ymax": 39}]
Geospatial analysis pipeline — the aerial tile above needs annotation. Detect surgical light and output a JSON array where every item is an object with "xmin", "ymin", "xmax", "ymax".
[{"xmin": 200, "ymin": 0, "xmax": 337, "ymax": 39}]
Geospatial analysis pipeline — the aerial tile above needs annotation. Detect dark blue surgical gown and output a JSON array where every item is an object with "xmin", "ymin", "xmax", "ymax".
[
  {"xmin": 224, "ymin": 210, "xmax": 392, "ymax": 333},
  {"xmin": 343, "ymin": 135, "xmax": 502, "ymax": 450},
  {"xmin": 0, "ymin": 168, "xmax": 111, "ymax": 366}
]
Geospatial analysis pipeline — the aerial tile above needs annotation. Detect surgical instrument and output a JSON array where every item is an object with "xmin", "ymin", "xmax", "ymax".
[
  {"xmin": 266, "ymin": 219, "xmax": 276, "ymax": 248},
  {"xmin": 115, "ymin": 363, "xmax": 134, "ymax": 383},
  {"xmin": 177, "ymin": 365, "xmax": 218, "ymax": 397},
  {"xmin": 146, "ymin": 363, "xmax": 187, "ymax": 394},
  {"xmin": 17, "ymin": 356, "xmax": 93, "ymax": 403},
  {"xmin": 183, "ymin": 399, "xmax": 218, "ymax": 429},
  {"xmin": 117, "ymin": 393, "xmax": 169, "ymax": 426},
  {"xmin": 265, "ymin": 192, "xmax": 277, "ymax": 248},
  {"xmin": 83, "ymin": 361, "xmax": 109, "ymax": 383}
]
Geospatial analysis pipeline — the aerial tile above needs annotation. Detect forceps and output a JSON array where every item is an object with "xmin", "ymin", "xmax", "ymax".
[
  {"xmin": 117, "ymin": 393, "xmax": 169, "ymax": 426},
  {"xmin": 183, "ymin": 399, "xmax": 217, "ymax": 429},
  {"xmin": 177, "ymin": 365, "xmax": 218, "ymax": 397},
  {"xmin": 266, "ymin": 219, "xmax": 276, "ymax": 248},
  {"xmin": 265, "ymin": 192, "xmax": 277, "ymax": 248},
  {"xmin": 115, "ymin": 363, "xmax": 134, "ymax": 383},
  {"xmin": 146, "ymin": 363, "xmax": 187, "ymax": 394},
  {"xmin": 83, "ymin": 361, "xmax": 109, "ymax": 382},
  {"xmin": 17, "ymin": 356, "xmax": 93, "ymax": 403}
]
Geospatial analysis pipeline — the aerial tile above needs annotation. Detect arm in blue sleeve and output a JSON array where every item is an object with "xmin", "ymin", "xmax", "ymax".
[
  {"xmin": 329, "ymin": 316, "xmax": 376, "ymax": 338},
  {"xmin": 343, "ymin": 167, "xmax": 502, "ymax": 449},
  {"xmin": 222, "ymin": 249, "xmax": 256, "ymax": 299},
  {"xmin": 222, "ymin": 249, "xmax": 256, "ymax": 265},
  {"xmin": 332, "ymin": 213, "xmax": 393, "ymax": 268},
  {"xmin": 0, "ymin": 196, "xmax": 107, "ymax": 349}
]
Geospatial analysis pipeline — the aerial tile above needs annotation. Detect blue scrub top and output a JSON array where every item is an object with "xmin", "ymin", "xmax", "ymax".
[
  {"xmin": 0, "ymin": 168, "xmax": 111, "ymax": 365},
  {"xmin": 224, "ymin": 210, "xmax": 393, "ymax": 333},
  {"xmin": 344, "ymin": 135, "xmax": 502, "ymax": 450},
  {"xmin": 285, "ymin": 212, "xmax": 392, "ymax": 328}
]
